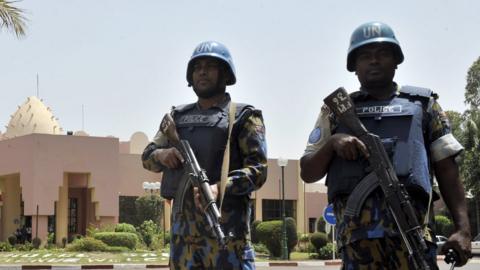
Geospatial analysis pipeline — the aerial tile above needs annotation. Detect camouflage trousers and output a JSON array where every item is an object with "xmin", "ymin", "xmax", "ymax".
[
  {"xmin": 341, "ymin": 237, "xmax": 438, "ymax": 270},
  {"xmin": 170, "ymin": 234, "xmax": 255, "ymax": 270}
]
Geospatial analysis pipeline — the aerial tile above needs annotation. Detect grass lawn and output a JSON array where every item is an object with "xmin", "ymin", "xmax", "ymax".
[{"xmin": 0, "ymin": 250, "xmax": 169, "ymax": 265}]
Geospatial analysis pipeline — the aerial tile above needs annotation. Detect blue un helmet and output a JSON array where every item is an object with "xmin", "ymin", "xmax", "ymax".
[
  {"xmin": 186, "ymin": 41, "xmax": 236, "ymax": 86},
  {"xmin": 346, "ymin": 22, "xmax": 404, "ymax": 72}
]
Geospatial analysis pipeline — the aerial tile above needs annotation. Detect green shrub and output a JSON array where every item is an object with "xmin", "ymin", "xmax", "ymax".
[
  {"xmin": 0, "ymin": 242, "xmax": 13, "ymax": 251},
  {"xmin": 15, "ymin": 242, "xmax": 33, "ymax": 251},
  {"xmin": 252, "ymin": 242, "xmax": 269, "ymax": 256},
  {"xmin": 32, "ymin": 237, "xmax": 42, "ymax": 249},
  {"xmin": 251, "ymin": 220, "xmax": 262, "ymax": 244},
  {"xmin": 94, "ymin": 232, "xmax": 138, "ymax": 250},
  {"xmin": 7, "ymin": 235, "xmax": 16, "ymax": 246},
  {"xmin": 316, "ymin": 217, "xmax": 326, "ymax": 233},
  {"xmin": 435, "ymin": 215, "xmax": 454, "ymax": 236},
  {"xmin": 318, "ymin": 242, "xmax": 335, "ymax": 259},
  {"xmin": 297, "ymin": 242, "xmax": 316, "ymax": 253},
  {"xmin": 256, "ymin": 218, "xmax": 297, "ymax": 258},
  {"xmin": 66, "ymin": 237, "xmax": 108, "ymax": 252},
  {"xmin": 310, "ymin": 232, "xmax": 328, "ymax": 252},
  {"xmin": 68, "ymin": 234, "xmax": 82, "ymax": 243},
  {"xmin": 106, "ymin": 246, "xmax": 130, "ymax": 252},
  {"xmin": 47, "ymin": 233, "xmax": 55, "ymax": 244},
  {"xmin": 137, "ymin": 220, "xmax": 160, "ymax": 247},
  {"xmin": 115, "ymin": 223, "xmax": 137, "ymax": 233},
  {"xmin": 135, "ymin": 195, "xmax": 163, "ymax": 226},
  {"xmin": 86, "ymin": 223, "xmax": 115, "ymax": 237}
]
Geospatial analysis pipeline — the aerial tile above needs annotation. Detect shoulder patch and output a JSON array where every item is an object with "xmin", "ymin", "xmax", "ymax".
[{"xmin": 308, "ymin": 127, "xmax": 322, "ymax": 144}]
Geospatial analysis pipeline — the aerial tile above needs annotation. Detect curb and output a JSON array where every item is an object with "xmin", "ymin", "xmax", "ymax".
[{"xmin": 0, "ymin": 258, "xmax": 479, "ymax": 269}]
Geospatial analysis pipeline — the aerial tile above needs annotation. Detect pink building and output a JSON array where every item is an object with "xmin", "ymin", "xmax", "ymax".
[{"xmin": 0, "ymin": 96, "xmax": 328, "ymax": 245}]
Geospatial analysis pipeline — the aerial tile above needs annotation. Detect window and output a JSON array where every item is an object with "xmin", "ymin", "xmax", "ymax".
[
  {"xmin": 309, "ymin": 218, "xmax": 317, "ymax": 233},
  {"xmin": 68, "ymin": 198, "xmax": 78, "ymax": 233},
  {"xmin": 262, "ymin": 199, "xmax": 296, "ymax": 221}
]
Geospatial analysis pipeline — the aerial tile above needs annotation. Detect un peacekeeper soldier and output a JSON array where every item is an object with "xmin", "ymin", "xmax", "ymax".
[
  {"xmin": 300, "ymin": 22, "xmax": 471, "ymax": 269},
  {"xmin": 142, "ymin": 41, "xmax": 267, "ymax": 270}
]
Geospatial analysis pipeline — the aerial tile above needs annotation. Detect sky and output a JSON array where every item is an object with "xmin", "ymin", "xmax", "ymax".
[{"xmin": 1, "ymin": 0, "xmax": 479, "ymax": 160}]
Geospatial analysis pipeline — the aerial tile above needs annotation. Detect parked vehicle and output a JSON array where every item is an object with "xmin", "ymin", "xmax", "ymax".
[
  {"xmin": 472, "ymin": 234, "xmax": 480, "ymax": 255},
  {"xmin": 436, "ymin": 235, "xmax": 448, "ymax": 254}
]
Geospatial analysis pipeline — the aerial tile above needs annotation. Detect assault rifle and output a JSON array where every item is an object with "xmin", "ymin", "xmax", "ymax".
[
  {"xmin": 160, "ymin": 113, "xmax": 227, "ymax": 248},
  {"xmin": 324, "ymin": 87, "xmax": 431, "ymax": 270}
]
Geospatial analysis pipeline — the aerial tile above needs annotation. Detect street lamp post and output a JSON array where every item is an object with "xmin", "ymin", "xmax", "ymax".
[
  {"xmin": 142, "ymin": 181, "xmax": 165, "ymax": 246},
  {"xmin": 277, "ymin": 157, "xmax": 288, "ymax": 260}
]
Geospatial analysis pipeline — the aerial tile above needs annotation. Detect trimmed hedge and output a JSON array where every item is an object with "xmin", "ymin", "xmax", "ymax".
[
  {"xmin": 435, "ymin": 215, "xmax": 454, "ymax": 236},
  {"xmin": 66, "ymin": 237, "xmax": 108, "ymax": 252},
  {"xmin": 310, "ymin": 232, "xmax": 328, "ymax": 252},
  {"xmin": 251, "ymin": 220, "xmax": 262, "ymax": 244},
  {"xmin": 94, "ymin": 232, "xmax": 138, "ymax": 250},
  {"xmin": 256, "ymin": 218, "xmax": 298, "ymax": 258},
  {"xmin": 115, "ymin": 223, "xmax": 137, "ymax": 234}
]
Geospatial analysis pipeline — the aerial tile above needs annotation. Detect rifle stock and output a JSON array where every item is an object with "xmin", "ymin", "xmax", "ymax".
[
  {"xmin": 324, "ymin": 88, "xmax": 431, "ymax": 270},
  {"xmin": 160, "ymin": 113, "xmax": 227, "ymax": 248}
]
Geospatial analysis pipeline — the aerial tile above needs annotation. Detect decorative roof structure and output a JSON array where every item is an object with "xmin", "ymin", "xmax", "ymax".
[{"xmin": 2, "ymin": 96, "xmax": 63, "ymax": 140}]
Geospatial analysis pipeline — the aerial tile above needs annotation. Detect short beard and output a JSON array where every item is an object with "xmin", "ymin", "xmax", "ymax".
[{"xmin": 193, "ymin": 85, "xmax": 225, "ymax": 99}]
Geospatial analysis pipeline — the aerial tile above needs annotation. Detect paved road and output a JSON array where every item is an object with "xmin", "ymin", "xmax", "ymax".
[{"xmin": 256, "ymin": 260, "xmax": 479, "ymax": 270}]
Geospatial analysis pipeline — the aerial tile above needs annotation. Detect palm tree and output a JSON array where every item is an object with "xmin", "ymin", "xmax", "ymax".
[{"xmin": 0, "ymin": 0, "xmax": 27, "ymax": 37}]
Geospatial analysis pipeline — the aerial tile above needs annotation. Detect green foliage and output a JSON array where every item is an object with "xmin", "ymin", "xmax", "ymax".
[
  {"xmin": 137, "ymin": 220, "xmax": 160, "ymax": 248},
  {"xmin": 32, "ymin": 237, "xmax": 42, "ymax": 249},
  {"xmin": 119, "ymin": 196, "xmax": 140, "ymax": 226},
  {"xmin": 250, "ymin": 220, "xmax": 262, "ymax": 244},
  {"xmin": 7, "ymin": 235, "xmax": 16, "ymax": 245},
  {"xmin": 317, "ymin": 242, "xmax": 335, "ymax": 259},
  {"xmin": 298, "ymin": 233, "xmax": 310, "ymax": 243},
  {"xmin": 285, "ymin": 217, "xmax": 298, "ymax": 254},
  {"xmin": 465, "ymin": 56, "xmax": 480, "ymax": 108},
  {"xmin": 47, "ymin": 233, "xmax": 55, "ymax": 244},
  {"xmin": 106, "ymin": 246, "xmax": 130, "ymax": 252},
  {"xmin": 14, "ymin": 242, "xmax": 33, "ymax": 251},
  {"xmin": 252, "ymin": 242, "xmax": 270, "ymax": 256},
  {"xmin": 115, "ymin": 223, "xmax": 137, "ymax": 234},
  {"xmin": 93, "ymin": 232, "xmax": 138, "ymax": 250},
  {"xmin": 310, "ymin": 232, "xmax": 328, "ymax": 252},
  {"xmin": 435, "ymin": 215, "xmax": 454, "ymax": 236},
  {"xmin": 316, "ymin": 217, "xmax": 326, "ymax": 233},
  {"xmin": 66, "ymin": 237, "xmax": 108, "ymax": 252},
  {"xmin": 135, "ymin": 195, "xmax": 164, "ymax": 227},
  {"xmin": 0, "ymin": 242, "xmax": 13, "ymax": 251},
  {"xmin": 255, "ymin": 218, "xmax": 297, "ymax": 258},
  {"xmin": 86, "ymin": 223, "xmax": 115, "ymax": 237},
  {"xmin": 0, "ymin": 0, "xmax": 28, "ymax": 37}
]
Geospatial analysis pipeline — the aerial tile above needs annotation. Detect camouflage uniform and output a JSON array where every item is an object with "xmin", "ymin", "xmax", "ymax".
[
  {"xmin": 143, "ymin": 93, "xmax": 267, "ymax": 270},
  {"xmin": 303, "ymin": 84, "xmax": 463, "ymax": 270}
]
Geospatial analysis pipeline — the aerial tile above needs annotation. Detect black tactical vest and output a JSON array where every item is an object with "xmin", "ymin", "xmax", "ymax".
[
  {"xmin": 160, "ymin": 102, "xmax": 252, "ymax": 199},
  {"xmin": 326, "ymin": 86, "xmax": 433, "ymax": 202}
]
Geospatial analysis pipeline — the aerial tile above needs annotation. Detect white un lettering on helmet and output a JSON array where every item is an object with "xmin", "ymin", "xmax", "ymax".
[
  {"xmin": 363, "ymin": 25, "xmax": 382, "ymax": 38},
  {"xmin": 196, "ymin": 42, "xmax": 215, "ymax": 53}
]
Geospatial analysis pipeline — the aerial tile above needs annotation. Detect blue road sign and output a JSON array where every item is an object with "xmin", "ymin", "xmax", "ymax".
[{"xmin": 323, "ymin": 204, "xmax": 336, "ymax": 225}]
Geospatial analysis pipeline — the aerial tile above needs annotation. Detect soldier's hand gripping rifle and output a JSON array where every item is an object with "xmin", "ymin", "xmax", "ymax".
[
  {"xmin": 324, "ymin": 87, "xmax": 431, "ymax": 270},
  {"xmin": 160, "ymin": 113, "xmax": 227, "ymax": 248}
]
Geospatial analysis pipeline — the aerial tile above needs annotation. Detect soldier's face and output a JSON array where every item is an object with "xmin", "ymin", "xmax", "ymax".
[
  {"xmin": 354, "ymin": 43, "xmax": 397, "ymax": 88},
  {"xmin": 191, "ymin": 58, "xmax": 226, "ymax": 99}
]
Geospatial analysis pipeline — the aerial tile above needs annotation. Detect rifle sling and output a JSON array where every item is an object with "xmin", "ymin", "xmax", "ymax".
[
  {"xmin": 344, "ymin": 171, "xmax": 380, "ymax": 217},
  {"xmin": 219, "ymin": 102, "xmax": 236, "ymax": 210}
]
